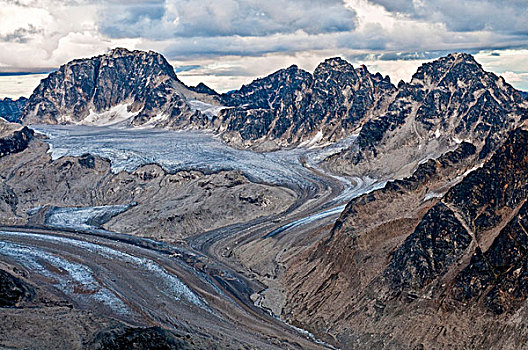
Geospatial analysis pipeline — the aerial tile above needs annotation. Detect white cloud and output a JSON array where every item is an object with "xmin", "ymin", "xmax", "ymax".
[
  {"xmin": 0, "ymin": 0, "xmax": 527, "ymax": 95},
  {"xmin": 0, "ymin": 73, "xmax": 47, "ymax": 98}
]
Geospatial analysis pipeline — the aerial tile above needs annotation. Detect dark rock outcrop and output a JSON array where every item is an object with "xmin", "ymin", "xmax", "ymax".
[
  {"xmin": 92, "ymin": 326, "xmax": 198, "ymax": 350},
  {"xmin": 0, "ymin": 126, "xmax": 33, "ymax": 157},
  {"xmin": 386, "ymin": 202, "xmax": 472, "ymax": 291},
  {"xmin": 0, "ymin": 269, "xmax": 34, "ymax": 307},
  {"xmin": 0, "ymin": 97, "xmax": 27, "ymax": 123},
  {"xmin": 452, "ymin": 201, "xmax": 528, "ymax": 314},
  {"xmin": 385, "ymin": 128, "xmax": 528, "ymax": 294},
  {"xmin": 190, "ymin": 82, "xmax": 218, "ymax": 96}
]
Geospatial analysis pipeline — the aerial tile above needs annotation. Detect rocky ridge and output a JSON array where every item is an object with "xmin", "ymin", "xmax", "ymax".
[
  {"xmin": 282, "ymin": 125, "xmax": 528, "ymax": 348},
  {"xmin": 20, "ymin": 50, "xmax": 528, "ymax": 172},
  {"xmin": 218, "ymin": 58, "xmax": 395, "ymax": 150},
  {"xmin": 0, "ymin": 97, "xmax": 27, "ymax": 123},
  {"xmin": 20, "ymin": 49, "xmax": 398, "ymax": 151},
  {"xmin": 329, "ymin": 53, "xmax": 528, "ymax": 178}
]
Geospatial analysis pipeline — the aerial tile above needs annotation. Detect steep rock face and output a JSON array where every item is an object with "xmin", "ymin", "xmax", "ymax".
[
  {"xmin": 451, "ymin": 200, "xmax": 528, "ymax": 315},
  {"xmin": 330, "ymin": 53, "xmax": 528, "ymax": 178},
  {"xmin": 386, "ymin": 202, "xmax": 472, "ymax": 291},
  {"xmin": 0, "ymin": 121, "xmax": 33, "ymax": 158},
  {"xmin": 0, "ymin": 269, "xmax": 34, "ymax": 307},
  {"xmin": 22, "ymin": 48, "xmax": 216, "ymax": 128},
  {"xmin": 218, "ymin": 58, "xmax": 395, "ymax": 149},
  {"xmin": 283, "ymin": 128, "xmax": 528, "ymax": 348},
  {"xmin": 0, "ymin": 97, "xmax": 27, "ymax": 123}
]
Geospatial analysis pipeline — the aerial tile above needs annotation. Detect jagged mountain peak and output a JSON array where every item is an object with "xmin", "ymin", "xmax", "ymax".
[
  {"xmin": 221, "ymin": 64, "xmax": 312, "ymax": 109},
  {"xmin": 21, "ymin": 48, "xmax": 220, "ymax": 127},
  {"xmin": 190, "ymin": 83, "xmax": 218, "ymax": 96},
  {"xmin": 318, "ymin": 56, "xmax": 353, "ymax": 68},
  {"xmin": 314, "ymin": 57, "xmax": 357, "ymax": 78},
  {"xmin": 410, "ymin": 52, "xmax": 485, "ymax": 88}
]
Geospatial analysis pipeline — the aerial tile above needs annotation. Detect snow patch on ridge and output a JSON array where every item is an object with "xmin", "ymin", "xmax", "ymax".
[
  {"xmin": 187, "ymin": 100, "xmax": 224, "ymax": 119},
  {"xmin": 299, "ymin": 130, "xmax": 324, "ymax": 148},
  {"xmin": 81, "ymin": 104, "xmax": 136, "ymax": 126}
]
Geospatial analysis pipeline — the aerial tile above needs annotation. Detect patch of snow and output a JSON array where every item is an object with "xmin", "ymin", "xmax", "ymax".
[
  {"xmin": 80, "ymin": 104, "xmax": 136, "ymax": 126},
  {"xmin": 187, "ymin": 100, "xmax": 224, "ymax": 120},
  {"xmin": 299, "ymin": 130, "xmax": 324, "ymax": 148},
  {"xmin": 44, "ymin": 204, "xmax": 134, "ymax": 231},
  {"xmin": 140, "ymin": 113, "xmax": 170, "ymax": 128},
  {"xmin": 435, "ymin": 128, "xmax": 441, "ymax": 138},
  {"xmin": 423, "ymin": 191, "xmax": 444, "ymax": 201}
]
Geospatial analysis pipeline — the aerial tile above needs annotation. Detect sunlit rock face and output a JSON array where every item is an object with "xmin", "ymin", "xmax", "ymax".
[
  {"xmin": 219, "ymin": 58, "xmax": 396, "ymax": 149},
  {"xmin": 21, "ymin": 48, "xmax": 217, "ymax": 128}
]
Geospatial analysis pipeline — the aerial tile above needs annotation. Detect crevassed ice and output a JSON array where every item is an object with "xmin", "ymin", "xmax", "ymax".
[{"xmin": 32, "ymin": 125, "xmax": 319, "ymax": 189}]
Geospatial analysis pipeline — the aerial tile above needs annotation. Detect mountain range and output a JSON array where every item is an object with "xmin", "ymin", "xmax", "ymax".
[
  {"xmin": 5, "ymin": 48, "xmax": 526, "ymax": 175},
  {"xmin": 1, "ymin": 48, "xmax": 528, "ymax": 348}
]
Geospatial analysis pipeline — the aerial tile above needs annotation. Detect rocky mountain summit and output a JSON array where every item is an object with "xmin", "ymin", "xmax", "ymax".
[
  {"xmin": 21, "ymin": 48, "xmax": 218, "ymax": 128},
  {"xmin": 218, "ymin": 58, "xmax": 395, "ymax": 149},
  {"xmin": 329, "ymin": 53, "xmax": 528, "ymax": 178}
]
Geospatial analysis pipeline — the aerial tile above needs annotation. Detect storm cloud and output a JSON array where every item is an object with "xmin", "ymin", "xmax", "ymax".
[{"xmin": 99, "ymin": 0, "xmax": 357, "ymax": 39}]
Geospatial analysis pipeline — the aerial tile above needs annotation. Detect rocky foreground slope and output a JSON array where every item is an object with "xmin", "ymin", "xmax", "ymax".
[{"xmin": 282, "ymin": 124, "xmax": 528, "ymax": 348}]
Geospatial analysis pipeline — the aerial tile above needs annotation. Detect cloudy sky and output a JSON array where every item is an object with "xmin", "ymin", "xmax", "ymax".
[{"xmin": 1, "ymin": 0, "xmax": 528, "ymax": 97}]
